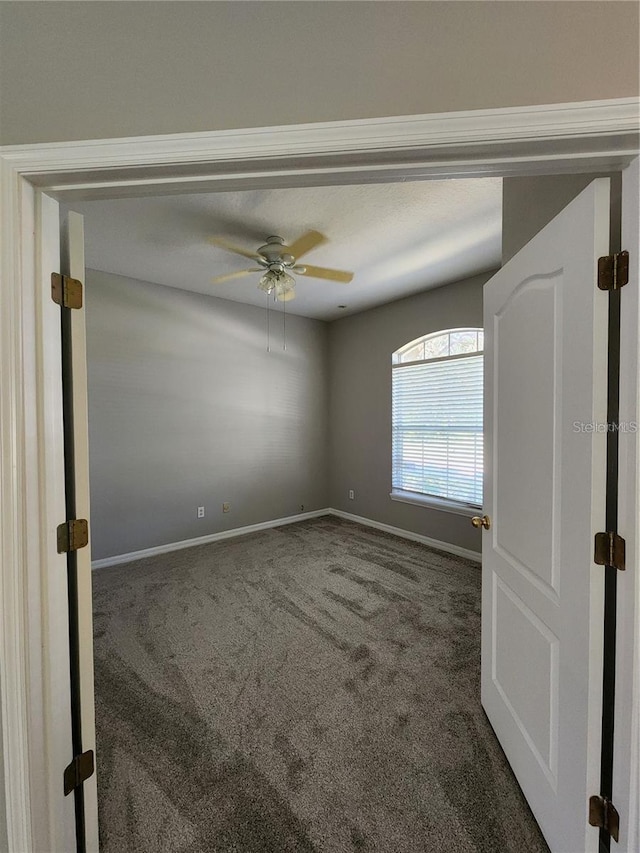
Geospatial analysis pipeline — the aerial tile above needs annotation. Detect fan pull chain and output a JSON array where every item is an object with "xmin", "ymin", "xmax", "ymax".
[
  {"xmin": 283, "ymin": 296, "xmax": 287, "ymax": 352},
  {"xmin": 266, "ymin": 290, "xmax": 270, "ymax": 353}
]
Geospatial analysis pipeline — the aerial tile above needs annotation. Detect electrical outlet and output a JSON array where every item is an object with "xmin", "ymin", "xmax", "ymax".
[
  {"xmin": 197, "ymin": 506, "xmax": 205, "ymax": 518},
  {"xmin": 300, "ymin": 504, "xmax": 305, "ymax": 512},
  {"xmin": 222, "ymin": 502, "xmax": 230, "ymax": 513},
  {"xmin": 349, "ymin": 489, "xmax": 355, "ymax": 500}
]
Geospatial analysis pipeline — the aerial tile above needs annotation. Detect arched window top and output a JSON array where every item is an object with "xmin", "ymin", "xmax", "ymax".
[{"xmin": 392, "ymin": 328, "xmax": 484, "ymax": 365}]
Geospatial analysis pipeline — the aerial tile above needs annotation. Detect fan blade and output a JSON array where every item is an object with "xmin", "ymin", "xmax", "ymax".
[
  {"xmin": 211, "ymin": 268, "xmax": 262, "ymax": 284},
  {"xmin": 298, "ymin": 264, "xmax": 353, "ymax": 283},
  {"xmin": 209, "ymin": 237, "xmax": 264, "ymax": 262},
  {"xmin": 285, "ymin": 230, "xmax": 328, "ymax": 260}
]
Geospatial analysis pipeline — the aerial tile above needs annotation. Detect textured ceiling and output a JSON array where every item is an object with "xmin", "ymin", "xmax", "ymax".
[{"xmin": 70, "ymin": 179, "xmax": 502, "ymax": 321}]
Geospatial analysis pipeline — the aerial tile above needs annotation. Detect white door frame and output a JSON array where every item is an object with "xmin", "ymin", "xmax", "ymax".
[
  {"xmin": 1, "ymin": 97, "xmax": 638, "ymax": 852},
  {"xmin": 614, "ymin": 155, "xmax": 640, "ymax": 850}
]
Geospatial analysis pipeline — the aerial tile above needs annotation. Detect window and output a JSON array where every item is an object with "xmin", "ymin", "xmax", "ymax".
[{"xmin": 391, "ymin": 328, "xmax": 483, "ymax": 511}]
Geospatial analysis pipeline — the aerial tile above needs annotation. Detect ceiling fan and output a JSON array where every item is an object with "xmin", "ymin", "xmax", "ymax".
[{"xmin": 209, "ymin": 230, "xmax": 353, "ymax": 301}]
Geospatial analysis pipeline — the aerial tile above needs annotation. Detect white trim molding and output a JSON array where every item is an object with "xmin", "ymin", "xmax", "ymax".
[
  {"xmin": 330, "ymin": 510, "xmax": 482, "ymax": 564},
  {"xmin": 91, "ymin": 510, "xmax": 331, "ymax": 569},
  {"xmin": 390, "ymin": 490, "xmax": 481, "ymax": 518},
  {"xmin": 92, "ymin": 508, "xmax": 481, "ymax": 570},
  {"xmin": 0, "ymin": 98, "xmax": 638, "ymax": 199},
  {"xmin": 0, "ymin": 157, "xmax": 34, "ymax": 853}
]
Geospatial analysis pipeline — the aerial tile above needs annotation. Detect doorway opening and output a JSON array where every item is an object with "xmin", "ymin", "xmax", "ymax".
[
  {"xmin": 77, "ymin": 176, "xmax": 513, "ymax": 851},
  {"xmin": 2, "ymin": 111, "xmax": 636, "ymax": 852}
]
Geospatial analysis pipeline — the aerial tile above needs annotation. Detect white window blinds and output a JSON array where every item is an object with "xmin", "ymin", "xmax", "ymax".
[{"xmin": 392, "ymin": 352, "xmax": 483, "ymax": 506}]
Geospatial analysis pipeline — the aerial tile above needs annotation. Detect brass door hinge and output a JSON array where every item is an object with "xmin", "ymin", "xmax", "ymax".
[
  {"xmin": 598, "ymin": 251, "xmax": 629, "ymax": 291},
  {"xmin": 589, "ymin": 795, "xmax": 620, "ymax": 842},
  {"xmin": 594, "ymin": 531, "xmax": 626, "ymax": 571},
  {"xmin": 57, "ymin": 519, "xmax": 89, "ymax": 554},
  {"xmin": 64, "ymin": 750, "xmax": 94, "ymax": 796},
  {"xmin": 51, "ymin": 273, "xmax": 83, "ymax": 308}
]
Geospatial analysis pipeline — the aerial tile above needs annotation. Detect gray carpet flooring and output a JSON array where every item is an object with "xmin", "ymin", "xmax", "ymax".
[{"xmin": 92, "ymin": 515, "xmax": 550, "ymax": 853}]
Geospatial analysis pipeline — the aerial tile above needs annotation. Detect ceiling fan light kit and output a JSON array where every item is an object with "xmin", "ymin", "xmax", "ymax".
[
  {"xmin": 210, "ymin": 230, "xmax": 354, "ymax": 302},
  {"xmin": 258, "ymin": 269, "xmax": 296, "ymax": 302}
]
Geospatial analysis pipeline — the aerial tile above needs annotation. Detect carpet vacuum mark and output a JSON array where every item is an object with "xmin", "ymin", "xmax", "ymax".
[{"xmin": 93, "ymin": 516, "xmax": 550, "ymax": 853}]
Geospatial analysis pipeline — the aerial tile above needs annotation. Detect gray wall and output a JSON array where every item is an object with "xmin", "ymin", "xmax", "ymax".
[
  {"xmin": 328, "ymin": 272, "xmax": 492, "ymax": 554},
  {"xmin": 86, "ymin": 270, "xmax": 329, "ymax": 561},
  {"xmin": 502, "ymin": 173, "xmax": 622, "ymax": 263},
  {"xmin": 0, "ymin": 2, "xmax": 638, "ymax": 145}
]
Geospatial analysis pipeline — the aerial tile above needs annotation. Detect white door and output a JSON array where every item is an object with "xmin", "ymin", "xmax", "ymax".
[
  {"xmin": 481, "ymin": 179, "xmax": 610, "ymax": 853},
  {"xmin": 34, "ymin": 199, "xmax": 98, "ymax": 852}
]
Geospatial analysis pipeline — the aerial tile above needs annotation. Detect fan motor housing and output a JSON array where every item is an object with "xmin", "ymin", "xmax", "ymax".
[{"xmin": 258, "ymin": 236, "xmax": 294, "ymax": 266}]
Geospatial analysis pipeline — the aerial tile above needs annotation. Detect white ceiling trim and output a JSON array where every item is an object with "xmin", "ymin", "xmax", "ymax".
[
  {"xmin": 2, "ymin": 98, "xmax": 638, "ymax": 166},
  {"xmin": 1, "ymin": 98, "xmax": 638, "ymax": 199}
]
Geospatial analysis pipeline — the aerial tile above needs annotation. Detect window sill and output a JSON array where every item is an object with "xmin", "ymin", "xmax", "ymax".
[{"xmin": 389, "ymin": 490, "xmax": 481, "ymax": 518}]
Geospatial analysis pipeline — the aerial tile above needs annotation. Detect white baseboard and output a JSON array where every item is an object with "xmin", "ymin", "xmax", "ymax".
[
  {"xmin": 91, "ymin": 508, "xmax": 332, "ymax": 569},
  {"xmin": 328, "ymin": 509, "xmax": 482, "ymax": 563},
  {"xmin": 92, "ymin": 507, "xmax": 481, "ymax": 569}
]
